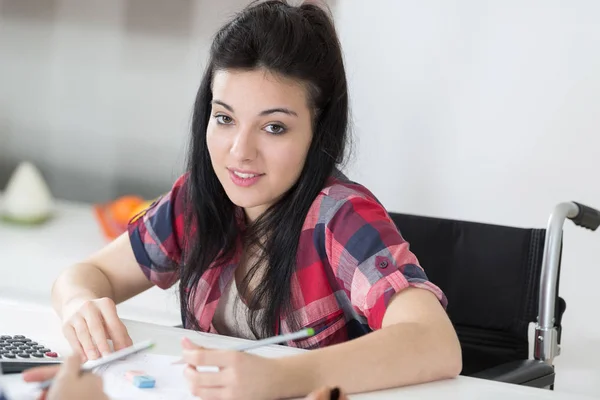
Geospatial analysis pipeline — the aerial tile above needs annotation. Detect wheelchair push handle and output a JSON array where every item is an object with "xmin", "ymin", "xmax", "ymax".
[
  {"xmin": 537, "ymin": 201, "xmax": 599, "ymax": 364},
  {"xmin": 570, "ymin": 202, "xmax": 600, "ymax": 231}
]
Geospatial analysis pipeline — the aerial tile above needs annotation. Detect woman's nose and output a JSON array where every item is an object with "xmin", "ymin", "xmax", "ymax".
[{"xmin": 230, "ymin": 127, "xmax": 258, "ymax": 161}]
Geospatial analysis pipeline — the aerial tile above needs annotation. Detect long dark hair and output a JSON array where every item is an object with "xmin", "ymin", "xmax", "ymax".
[{"xmin": 180, "ymin": 0, "xmax": 349, "ymax": 338}]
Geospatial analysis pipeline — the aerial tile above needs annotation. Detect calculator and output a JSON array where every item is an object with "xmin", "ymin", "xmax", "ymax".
[{"xmin": 0, "ymin": 335, "xmax": 62, "ymax": 374}]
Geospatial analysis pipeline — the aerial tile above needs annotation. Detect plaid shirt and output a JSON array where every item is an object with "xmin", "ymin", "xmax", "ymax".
[{"xmin": 128, "ymin": 173, "xmax": 446, "ymax": 349}]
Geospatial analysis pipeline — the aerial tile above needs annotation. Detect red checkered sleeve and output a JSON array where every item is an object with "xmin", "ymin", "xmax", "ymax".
[
  {"xmin": 127, "ymin": 174, "xmax": 188, "ymax": 289},
  {"xmin": 325, "ymin": 194, "xmax": 447, "ymax": 331}
]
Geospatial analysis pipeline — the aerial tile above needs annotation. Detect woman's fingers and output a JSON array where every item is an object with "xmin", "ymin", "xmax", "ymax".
[
  {"xmin": 97, "ymin": 298, "xmax": 132, "ymax": 351},
  {"xmin": 62, "ymin": 325, "xmax": 86, "ymax": 362},
  {"xmin": 61, "ymin": 297, "xmax": 132, "ymax": 361},
  {"xmin": 102, "ymin": 312, "xmax": 132, "ymax": 351},
  {"xmin": 84, "ymin": 312, "xmax": 111, "ymax": 357},
  {"xmin": 72, "ymin": 317, "xmax": 100, "ymax": 360}
]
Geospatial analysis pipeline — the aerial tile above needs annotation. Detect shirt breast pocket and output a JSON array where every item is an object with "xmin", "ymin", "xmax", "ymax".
[{"xmin": 292, "ymin": 310, "xmax": 347, "ymax": 349}]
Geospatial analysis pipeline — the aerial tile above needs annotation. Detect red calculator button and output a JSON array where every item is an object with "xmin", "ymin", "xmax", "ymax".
[{"xmin": 45, "ymin": 352, "xmax": 58, "ymax": 358}]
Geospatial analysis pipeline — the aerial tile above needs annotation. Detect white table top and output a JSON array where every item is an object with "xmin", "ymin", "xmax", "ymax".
[{"xmin": 0, "ymin": 300, "xmax": 595, "ymax": 400}]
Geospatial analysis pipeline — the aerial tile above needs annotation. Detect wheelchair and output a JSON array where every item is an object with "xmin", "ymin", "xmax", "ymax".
[{"xmin": 389, "ymin": 201, "xmax": 600, "ymax": 389}]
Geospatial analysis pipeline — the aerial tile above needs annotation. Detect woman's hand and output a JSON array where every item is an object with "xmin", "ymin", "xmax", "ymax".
[
  {"xmin": 61, "ymin": 297, "xmax": 133, "ymax": 361},
  {"xmin": 180, "ymin": 337, "xmax": 284, "ymax": 399},
  {"xmin": 22, "ymin": 354, "xmax": 108, "ymax": 400}
]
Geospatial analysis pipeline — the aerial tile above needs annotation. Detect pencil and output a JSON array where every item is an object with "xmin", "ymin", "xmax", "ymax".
[{"xmin": 171, "ymin": 327, "xmax": 315, "ymax": 365}]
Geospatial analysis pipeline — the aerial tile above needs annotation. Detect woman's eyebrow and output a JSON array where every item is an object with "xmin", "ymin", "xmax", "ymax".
[
  {"xmin": 259, "ymin": 107, "xmax": 298, "ymax": 117},
  {"xmin": 212, "ymin": 100, "xmax": 298, "ymax": 117},
  {"xmin": 212, "ymin": 99, "xmax": 234, "ymax": 112}
]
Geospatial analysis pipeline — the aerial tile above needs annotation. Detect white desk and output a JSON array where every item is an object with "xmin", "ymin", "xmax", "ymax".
[{"xmin": 0, "ymin": 300, "xmax": 595, "ymax": 400}]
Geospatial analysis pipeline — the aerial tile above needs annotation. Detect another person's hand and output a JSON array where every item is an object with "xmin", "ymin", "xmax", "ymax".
[
  {"xmin": 61, "ymin": 297, "xmax": 133, "ymax": 361},
  {"xmin": 22, "ymin": 354, "xmax": 108, "ymax": 400},
  {"xmin": 304, "ymin": 387, "xmax": 348, "ymax": 400}
]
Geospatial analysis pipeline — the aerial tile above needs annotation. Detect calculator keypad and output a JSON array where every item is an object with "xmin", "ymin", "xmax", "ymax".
[{"xmin": 0, "ymin": 335, "xmax": 58, "ymax": 359}]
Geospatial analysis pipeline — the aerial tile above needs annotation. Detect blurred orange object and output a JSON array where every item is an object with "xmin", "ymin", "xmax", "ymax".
[{"xmin": 93, "ymin": 195, "xmax": 153, "ymax": 240}]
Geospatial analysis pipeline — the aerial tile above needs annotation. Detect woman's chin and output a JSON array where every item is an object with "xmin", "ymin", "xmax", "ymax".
[{"xmin": 228, "ymin": 195, "xmax": 269, "ymax": 211}]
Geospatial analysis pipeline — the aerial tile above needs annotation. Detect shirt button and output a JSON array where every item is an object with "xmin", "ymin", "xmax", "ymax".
[{"xmin": 378, "ymin": 260, "xmax": 388, "ymax": 269}]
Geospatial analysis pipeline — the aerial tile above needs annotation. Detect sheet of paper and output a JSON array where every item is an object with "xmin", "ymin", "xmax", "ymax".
[{"xmin": 93, "ymin": 353, "xmax": 196, "ymax": 400}]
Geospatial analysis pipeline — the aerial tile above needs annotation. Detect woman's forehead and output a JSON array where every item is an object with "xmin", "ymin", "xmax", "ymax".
[{"xmin": 211, "ymin": 68, "xmax": 311, "ymax": 113}]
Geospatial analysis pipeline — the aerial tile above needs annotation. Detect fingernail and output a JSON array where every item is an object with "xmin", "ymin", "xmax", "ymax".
[{"xmin": 330, "ymin": 387, "xmax": 340, "ymax": 400}]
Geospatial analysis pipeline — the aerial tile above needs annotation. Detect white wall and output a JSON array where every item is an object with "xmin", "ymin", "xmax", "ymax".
[
  {"xmin": 335, "ymin": 0, "xmax": 600, "ymax": 396},
  {"xmin": 0, "ymin": 0, "xmax": 250, "ymax": 201}
]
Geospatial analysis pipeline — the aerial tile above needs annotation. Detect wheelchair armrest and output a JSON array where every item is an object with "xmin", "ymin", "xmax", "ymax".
[{"xmin": 472, "ymin": 360, "xmax": 555, "ymax": 388}]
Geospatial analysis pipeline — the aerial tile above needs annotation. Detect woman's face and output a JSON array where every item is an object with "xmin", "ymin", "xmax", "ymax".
[{"xmin": 207, "ymin": 68, "xmax": 314, "ymax": 222}]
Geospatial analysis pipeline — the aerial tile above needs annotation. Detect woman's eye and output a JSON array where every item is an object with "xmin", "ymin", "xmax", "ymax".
[
  {"xmin": 215, "ymin": 115, "xmax": 233, "ymax": 124},
  {"xmin": 265, "ymin": 124, "xmax": 286, "ymax": 135}
]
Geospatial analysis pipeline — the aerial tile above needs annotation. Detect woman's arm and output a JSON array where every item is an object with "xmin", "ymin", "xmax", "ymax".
[
  {"xmin": 181, "ymin": 287, "xmax": 461, "ymax": 399},
  {"xmin": 51, "ymin": 232, "xmax": 154, "ymax": 358},
  {"xmin": 272, "ymin": 287, "xmax": 461, "ymax": 397},
  {"xmin": 51, "ymin": 233, "xmax": 154, "ymax": 319}
]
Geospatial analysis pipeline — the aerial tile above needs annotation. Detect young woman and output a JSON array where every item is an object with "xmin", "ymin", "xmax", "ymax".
[{"xmin": 50, "ymin": 1, "xmax": 461, "ymax": 398}]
